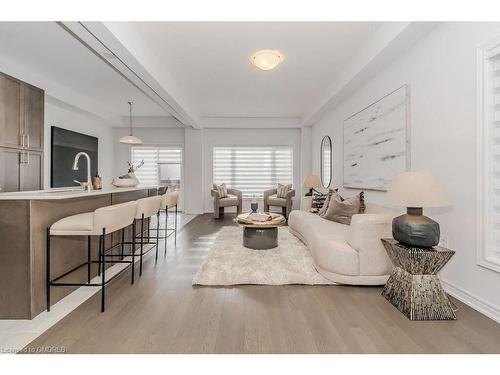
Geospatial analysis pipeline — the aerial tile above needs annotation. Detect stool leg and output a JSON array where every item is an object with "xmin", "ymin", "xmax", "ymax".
[
  {"xmin": 164, "ymin": 208, "xmax": 168, "ymax": 255},
  {"xmin": 121, "ymin": 228, "xmax": 125, "ymax": 260},
  {"xmin": 98, "ymin": 238, "xmax": 102, "ymax": 276},
  {"xmin": 140, "ymin": 214, "xmax": 144, "ymax": 277},
  {"xmin": 87, "ymin": 235, "xmax": 91, "ymax": 284},
  {"xmin": 147, "ymin": 217, "xmax": 150, "ymax": 243},
  {"xmin": 131, "ymin": 221, "xmax": 136, "ymax": 284},
  {"xmin": 175, "ymin": 204, "xmax": 178, "ymax": 245},
  {"xmin": 101, "ymin": 229, "xmax": 106, "ymax": 312},
  {"xmin": 46, "ymin": 228, "xmax": 51, "ymax": 312},
  {"xmin": 155, "ymin": 212, "xmax": 160, "ymax": 264}
]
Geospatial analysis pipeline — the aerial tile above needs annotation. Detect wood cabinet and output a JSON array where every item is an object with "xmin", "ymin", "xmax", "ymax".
[
  {"xmin": 0, "ymin": 148, "xmax": 21, "ymax": 192},
  {"xmin": 0, "ymin": 74, "xmax": 22, "ymax": 149},
  {"xmin": 22, "ymin": 84, "xmax": 44, "ymax": 151},
  {"xmin": 0, "ymin": 72, "xmax": 44, "ymax": 192},
  {"xmin": 0, "ymin": 149, "xmax": 43, "ymax": 193},
  {"xmin": 21, "ymin": 151, "xmax": 43, "ymax": 191}
]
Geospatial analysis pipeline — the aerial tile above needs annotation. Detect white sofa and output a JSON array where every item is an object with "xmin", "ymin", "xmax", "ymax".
[{"xmin": 288, "ymin": 197, "xmax": 399, "ymax": 285}]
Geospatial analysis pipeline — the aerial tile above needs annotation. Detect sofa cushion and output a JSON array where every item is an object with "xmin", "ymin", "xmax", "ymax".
[{"xmin": 268, "ymin": 194, "xmax": 286, "ymax": 206}]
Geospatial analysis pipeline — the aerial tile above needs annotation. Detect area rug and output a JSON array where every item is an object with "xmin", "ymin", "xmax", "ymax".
[{"xmin": 192, "ymin": 226, "xmax": 335, "ymax": 286}]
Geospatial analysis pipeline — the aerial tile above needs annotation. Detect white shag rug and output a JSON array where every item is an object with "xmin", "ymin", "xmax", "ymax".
[{"xmin": 192, "ymin": 226, "xmax": 335, "ymax": 286}]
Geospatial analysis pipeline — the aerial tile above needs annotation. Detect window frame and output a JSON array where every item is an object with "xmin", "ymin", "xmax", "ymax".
[
  {"xmin": 212, "ymin": 145, "xmax": 294, "ymax": 199},
  {"xmin": 130, "ymin": 144, "xmax": 184, "ymax": 207},
  {"xmin": 477, "ymin": 38, "xmax": 500, "ymax": 273}
]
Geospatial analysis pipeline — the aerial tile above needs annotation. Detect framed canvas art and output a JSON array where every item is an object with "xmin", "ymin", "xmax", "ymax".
[{"xmin": 343, "ymin": 85, "xmax": 411, "ymax": 191}]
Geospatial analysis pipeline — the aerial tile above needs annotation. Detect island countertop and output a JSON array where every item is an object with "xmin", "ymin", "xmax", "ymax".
[
  {"xmin": 0, "ymin": 185, "xmax": 158, "ymax": 200},
  {"xmin": 0, "ymin": 186, "xmax": 158, "ymax": 319}
]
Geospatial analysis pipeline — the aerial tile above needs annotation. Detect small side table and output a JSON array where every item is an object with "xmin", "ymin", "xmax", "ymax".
[{"xmin": 381, "ymin": 238, "xmax": 456, "ymax": 321}]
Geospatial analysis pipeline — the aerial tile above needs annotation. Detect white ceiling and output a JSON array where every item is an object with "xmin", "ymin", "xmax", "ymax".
[
  {"xmin": 0, "ymin": 22, "xmax": 169, "ymax": 118},
  {"xmin": 132, "ymin": 22, "xmax": 383, "ymax": 119}
]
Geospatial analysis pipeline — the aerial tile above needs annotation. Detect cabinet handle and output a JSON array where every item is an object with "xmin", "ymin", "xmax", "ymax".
[
  {"xmin": 19, "ymin": 152, "xmax": 24, "ymax": 165},
  {"xmin": 19, "ymin": 134, "xmax": 24, "ymax": 148},
  {"xmin": 26, "ymin": 135, "xmax": 30, "ymax": 148},
  {"xmin": 25, "ymin": 152, "xmax": 30, "ymax": 165}
]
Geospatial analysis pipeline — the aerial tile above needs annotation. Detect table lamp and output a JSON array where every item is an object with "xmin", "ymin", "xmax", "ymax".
[
  {"xmin": 303, "ymin": 175, "xmax": 321, "ymax": 196},
  {"xmin": 385, "ymin": 171, "xmax": 450, "ymax": 248}
]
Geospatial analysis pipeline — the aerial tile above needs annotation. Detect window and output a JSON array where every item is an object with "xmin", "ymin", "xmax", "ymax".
[
  {"xmin": 131, "ymin": 146, "xmax": 183, "ymax": 189},
  {"xmin": 213, "ymin": 146, "xmax": 293, "ymax": 198},
  {"xmin": 477, "ymin": 40, "xmax": 500, "ymax": 272}
]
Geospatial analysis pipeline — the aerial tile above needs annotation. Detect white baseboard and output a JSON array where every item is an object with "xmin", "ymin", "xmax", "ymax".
[{"xmin": 441, "ymin": 279, "xmax": 500, "ymax": 324}]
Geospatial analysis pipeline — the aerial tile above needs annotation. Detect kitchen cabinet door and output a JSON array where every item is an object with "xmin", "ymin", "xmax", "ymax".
[
  {"xmin": 0, "ymin": 74, "xmax": 22, "ymax": 149},
  {"xmin": 22, "ymin": 84, "xmax": 44, "ymax": 151},
  {"xmin": 20, "ymin": 151, "xmax": 43, "ymax": 191},
  {"xmin": 0, "ymin": 148, "xmax": 21, "ymax": 193}
]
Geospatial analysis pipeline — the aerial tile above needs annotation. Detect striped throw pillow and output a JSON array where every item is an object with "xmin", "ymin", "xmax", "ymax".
[
  {"xmin": 213, "ymin": 183, "xmax": 228, "ymax": 198},
  {"xmin": 277, "ymin": 183, "xmax": 292, "ymax": 198},
  {"xmin": 310, "ymin": 189, "xmax": 338, "ymax": 215}
]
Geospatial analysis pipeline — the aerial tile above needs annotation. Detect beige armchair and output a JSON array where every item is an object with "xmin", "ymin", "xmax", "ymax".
[
  {"xmin": 264, "ymin": 187, "xmax": 295, "ymax": 218},
  {"xmin": 211, "ymin": 188, "xmax": 242, "ymax": 219}
]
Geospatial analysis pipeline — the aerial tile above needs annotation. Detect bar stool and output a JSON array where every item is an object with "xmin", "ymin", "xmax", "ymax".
[
  {"xmin": 46, "ymin": 201, "xmax": 137, "ymax": 312},
  {"xmin": 131, "ymin": 195, "xmax": 162, "ymax": 276},
  {"xmin": 159, "ymin": 190, "xmax": 179, "ymax": 253}
]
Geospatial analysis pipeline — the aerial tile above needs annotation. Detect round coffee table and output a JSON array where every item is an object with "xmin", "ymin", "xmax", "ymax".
[{"xmin": 236, "ymin": 212, "xmax": 286, "ymax": 250}]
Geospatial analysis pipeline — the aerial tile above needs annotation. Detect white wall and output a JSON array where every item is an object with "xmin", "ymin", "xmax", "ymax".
[
  {"xmin": 311, "ymin": 22, "xmax": 500, "ymax": 321},
  {"xmin": 202, "ymin": 128, "xmax": 302, "ymax": 213},
  {"xmin": 44, "ymin": 97, "xmax": 115, "ymax": 189},
  {"xmin": 184, "ymin": 128, "xmax": 204, "ymax": 214}
]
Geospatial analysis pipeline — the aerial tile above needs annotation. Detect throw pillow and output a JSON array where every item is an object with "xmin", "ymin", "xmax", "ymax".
[
  {"xmin": 213, "ymin": 183, "xmax": 228, "ymax": 198},
  {"xmin": 318, "ymin": 189, "xmax": 339, "ymax": 216},
  {"xmin": 277, "ymin": 183, "xmax": 292, "ymax": 198},
  {"xmin": 323, "ymin": 192, "xmax": 364, "ymax": 225},
  {"xmin": 310, "ymin": 189, "xmax": 338, "ymax": 215}
]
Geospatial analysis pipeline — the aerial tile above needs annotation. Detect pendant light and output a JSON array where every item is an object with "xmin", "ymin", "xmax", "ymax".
[{"xmin": 120, "ymin": 101, "xmax": 143, "ymax": 145}]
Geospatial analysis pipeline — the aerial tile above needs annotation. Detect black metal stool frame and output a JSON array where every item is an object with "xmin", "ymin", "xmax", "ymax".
[
  {"xmin": 158, "ymin": 204, "xmax": 178, "ymax": 254},
  {"xmin": 120, "ymin": 212, "xmax": 160, "ymax": 276},
  {"xmin": 46, "ymin": 221, "xmax": 137, "ymax": 313}
]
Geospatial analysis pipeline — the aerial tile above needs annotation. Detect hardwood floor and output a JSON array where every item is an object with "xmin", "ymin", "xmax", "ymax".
[{"xmin": 24, "ymin": 214, "xmax": 500, "ymax": 353}]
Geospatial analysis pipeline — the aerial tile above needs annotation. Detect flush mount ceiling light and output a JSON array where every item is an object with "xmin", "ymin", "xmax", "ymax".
[
  {"xmin": 251, "ymin": 49, "xmax": 284, "ymax": 71},
  {"xmin": 119, "ymin": 101, "xmax": 143, "ymax": 145}
]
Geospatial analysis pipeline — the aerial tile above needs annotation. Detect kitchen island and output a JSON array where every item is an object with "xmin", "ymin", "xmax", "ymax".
[{"xmin": 0, "ymin": 186, "xmax": 157, "ymax": 319}]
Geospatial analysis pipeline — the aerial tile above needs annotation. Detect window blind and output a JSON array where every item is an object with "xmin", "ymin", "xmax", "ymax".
[
  {"xmin": 131, "ymin": 146, "xmax": 182, "ymax": 186},
  {"xmin": 491, "ymin": 51, "xmax": 500, "ymax": 255},
  {"xmin": 213, "ymin": 146, "xmax": 293, "ymax": 198},
  {"xmin": 479, "ymin": 45, "xmax": 500, "ymax": 271}
]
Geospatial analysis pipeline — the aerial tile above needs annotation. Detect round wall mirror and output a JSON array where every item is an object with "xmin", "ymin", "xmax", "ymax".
[{"xmin": 320, "ymin": 136, "xmax": 332, "ymax": 188}]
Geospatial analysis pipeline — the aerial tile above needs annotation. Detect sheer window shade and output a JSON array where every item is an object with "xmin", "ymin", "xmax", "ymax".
[
  {"xmin": 213, "ymin": 146, "xmax": 293, "ymax": 198},
  {"xmin": 478, "ymin": 43, "xmax": 500, "ymax": 272},
  {"xmin": 491, "ymin": 52, "xmax": 500, "ymax": 256},
  {"xmin": 131, "ymin": 146, "xmax": 182, "ymax": 186}
]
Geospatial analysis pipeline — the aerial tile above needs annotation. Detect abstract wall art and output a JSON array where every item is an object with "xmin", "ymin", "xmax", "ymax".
[{"xmin": 343, "ymin": 85, "xmax": 411, "ymax": 191}]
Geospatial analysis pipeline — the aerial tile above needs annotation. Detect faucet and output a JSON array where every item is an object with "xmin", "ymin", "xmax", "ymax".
[{"xmin": 72, "ymin": 152, "xmax": 93, "ymax": 191}]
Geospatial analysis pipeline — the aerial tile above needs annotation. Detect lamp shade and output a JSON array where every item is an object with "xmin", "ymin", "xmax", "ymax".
[
  {"xmin": 385, "ymin": 171, "xmax": 450, "ymax": 208},
  {"xmin": 119, "ymin": 135, "xmax": 143, "ymax": 145},
  {"xmin": 303, "ymin": 175, "xmax": 321, "ymax": 189}
]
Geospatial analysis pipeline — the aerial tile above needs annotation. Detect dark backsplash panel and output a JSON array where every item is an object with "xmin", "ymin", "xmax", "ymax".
[{"xmin": 51, "ymin": 126, "xmax": 98, "ymax": 188}]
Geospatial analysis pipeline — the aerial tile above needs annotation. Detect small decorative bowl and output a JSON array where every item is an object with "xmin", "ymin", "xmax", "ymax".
[{"xmin": 112, "ymin": 177, "xmax": 139, "ymax": 187}]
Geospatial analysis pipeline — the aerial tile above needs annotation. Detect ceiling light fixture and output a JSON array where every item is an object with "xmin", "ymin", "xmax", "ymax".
[
  {"xmin": 251, "ymin": 49, "xmax": 284, "ymax": 71},
  {"xmin": 119, "ymin": 101, "xmax": 143, "ymax": 145}
]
